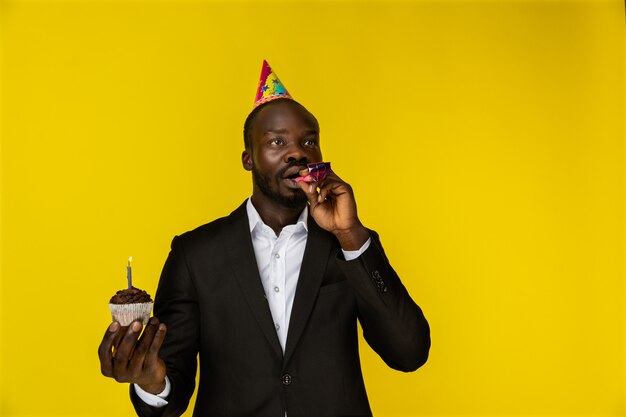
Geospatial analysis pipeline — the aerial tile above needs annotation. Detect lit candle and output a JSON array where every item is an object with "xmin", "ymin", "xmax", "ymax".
[{"xmin": 127, "ymin": 256, "xmax": 133, "ymax": 289}]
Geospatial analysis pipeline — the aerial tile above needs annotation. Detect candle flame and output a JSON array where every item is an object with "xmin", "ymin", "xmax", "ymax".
[{"xmin": 128, "ymin": 256, "xmax": 133, "ymax": 265}]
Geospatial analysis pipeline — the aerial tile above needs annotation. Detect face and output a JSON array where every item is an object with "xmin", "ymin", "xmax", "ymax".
[{"xmin": 242, "ymin": 100, "xmax": 323, "ymax": 209}]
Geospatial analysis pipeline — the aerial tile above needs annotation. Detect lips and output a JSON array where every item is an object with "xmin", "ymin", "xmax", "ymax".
[
  {"xmin": 279, "ymin": 166, "xmax": 307, "ymax": 191},
  {"xmin": 282, "ymin": 165, "xmax": 307, "ymax": 180}
]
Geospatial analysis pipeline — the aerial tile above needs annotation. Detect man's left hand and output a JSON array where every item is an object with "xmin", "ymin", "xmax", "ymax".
[{"xmin": 298, "ymin": 168, "xmax": 369, "ymax": 251}]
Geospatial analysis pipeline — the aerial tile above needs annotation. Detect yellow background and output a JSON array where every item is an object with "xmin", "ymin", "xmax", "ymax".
[{"xmin": 1, "ymin": 0, "xmax": 624, "ymax": 416}]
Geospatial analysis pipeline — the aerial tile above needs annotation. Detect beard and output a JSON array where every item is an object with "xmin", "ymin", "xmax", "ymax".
[{"xmin": 252, "ymin": 165, "xmax": 308, "ymax": 209}]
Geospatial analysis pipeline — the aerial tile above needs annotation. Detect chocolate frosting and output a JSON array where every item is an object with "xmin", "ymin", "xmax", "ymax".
[{"xmin": 109, "ymin": 286, "xmax": 153, "ymax": 304}]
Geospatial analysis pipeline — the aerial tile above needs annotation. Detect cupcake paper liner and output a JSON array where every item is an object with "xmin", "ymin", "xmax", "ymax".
[{"xmin": 109, "ymin": 302, "xmax": 153, "ymax": 326}]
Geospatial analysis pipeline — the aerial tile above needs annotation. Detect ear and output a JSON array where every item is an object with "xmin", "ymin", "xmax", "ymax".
[{"xmin": 242, "ymin": 149, "xmax": 254, "ymax": 171}]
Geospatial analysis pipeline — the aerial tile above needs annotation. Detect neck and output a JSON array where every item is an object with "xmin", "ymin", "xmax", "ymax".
[{"xmin": 250, "ymin": 192, "xmax": 306, "ymax": 236}]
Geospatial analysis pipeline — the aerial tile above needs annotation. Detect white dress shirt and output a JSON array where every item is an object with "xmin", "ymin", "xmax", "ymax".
[
  {"xmin": 248, "ymin": 198, "xmax": 308, "ymax": 351},
  {"xmin": 135, "ymin": 198, "xmax": 371, "ymax": 406}
]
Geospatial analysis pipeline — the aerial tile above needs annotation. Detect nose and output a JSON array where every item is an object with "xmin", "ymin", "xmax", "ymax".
[{"xmin": 284, "ymin": 143, "xmax": 309, "ymax": 164}]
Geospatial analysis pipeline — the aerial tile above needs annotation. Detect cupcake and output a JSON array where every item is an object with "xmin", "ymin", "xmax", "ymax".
[{"xmin": 108, "ymin": 286, "xmax": 153, "ymax": 326}]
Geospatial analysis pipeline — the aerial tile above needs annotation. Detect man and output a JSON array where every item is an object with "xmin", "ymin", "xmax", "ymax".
[{"xmin": 99, "ymin": 61, "xmax": 430, "ymax": 417}]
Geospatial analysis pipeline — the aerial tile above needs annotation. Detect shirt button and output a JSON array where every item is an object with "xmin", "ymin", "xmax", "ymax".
[
  {"xmin": 274, "ymin": 286, "xmax": 280, "ymax": 293},
  {"xmin": 275, "ymin": 323, "xmax": 280, "ymax": 331},
  {"xmin": 282, "ymin": 373, "xmax": 292, "ymax": 386},
  {"xmin": 274, "ymin": 253, "xmax": 280, "ymax": 259}
]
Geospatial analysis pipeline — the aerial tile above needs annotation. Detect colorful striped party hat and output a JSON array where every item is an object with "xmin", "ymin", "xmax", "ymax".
[{"xmin": 254, "ymin": 60, "xmax": 292, "ymax": 108}]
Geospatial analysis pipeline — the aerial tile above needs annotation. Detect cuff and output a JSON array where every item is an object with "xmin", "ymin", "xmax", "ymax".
[
  {"xmin": 341, "ymin": 237, "xmax": 371, "ymax": 261},
  {"xmin": 133, "ymin": 376, "xmax": 171, "ymax": 408}
]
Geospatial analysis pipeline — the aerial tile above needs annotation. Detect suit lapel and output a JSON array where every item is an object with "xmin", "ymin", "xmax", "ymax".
[
  {"xmin": 284, "ymin": 216, "xmax": 334, "ymax": 363},
  {"xmin": 225, "ymin": 201, "xmax": 283, "ymax": 360}
]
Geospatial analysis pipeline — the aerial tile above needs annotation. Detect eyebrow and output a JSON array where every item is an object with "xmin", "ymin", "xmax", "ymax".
[{"xmin": 264, "ymin": 129, "xmax": 289, "ymax": 134}]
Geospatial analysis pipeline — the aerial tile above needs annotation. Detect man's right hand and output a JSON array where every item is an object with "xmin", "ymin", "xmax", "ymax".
[{"xmin": 98, "ymin": 316, "xmax": 168, "ymax": 394}]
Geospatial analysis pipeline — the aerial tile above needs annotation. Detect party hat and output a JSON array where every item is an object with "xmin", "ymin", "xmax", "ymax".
[{"xmin": 254, "ymin": 60, "xmax": 292, "ymax": 108}]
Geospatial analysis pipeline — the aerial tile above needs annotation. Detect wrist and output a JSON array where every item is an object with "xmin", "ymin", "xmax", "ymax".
[
  {"xmin": 138, "ymin": 379, "xmax": 166, "ymax": 395},
  {"xmin": 334, "ymin": 224, "xmax": 369, "ymax": 251}
]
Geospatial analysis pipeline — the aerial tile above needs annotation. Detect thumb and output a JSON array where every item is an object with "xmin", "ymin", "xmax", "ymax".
[
  {"xmin": 297, "ymin": 180, "xmax": 319, "ymax": 203},
  {"xmin": 297, "ymin": 176, "xmax": 319, "ymax": 207}
]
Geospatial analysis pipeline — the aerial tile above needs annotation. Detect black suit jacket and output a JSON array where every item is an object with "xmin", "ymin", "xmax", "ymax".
[{"xmin": 131, "ymin": 201, "xmax": 430, "ymax": 417}]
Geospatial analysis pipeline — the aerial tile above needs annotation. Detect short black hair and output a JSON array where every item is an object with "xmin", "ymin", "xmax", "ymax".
[{"xmin": 243, "ymin": 98, "xmax": 313, "ymax": 149}]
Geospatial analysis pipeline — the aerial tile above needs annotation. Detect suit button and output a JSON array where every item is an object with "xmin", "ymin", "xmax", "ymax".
[
  {"xmin": 282, "ymin": 373, "xmax": 292, "ymax": 386},
  {"xmin": 371, "ymin": 270, "xmax": 387, "ymax": 293}
]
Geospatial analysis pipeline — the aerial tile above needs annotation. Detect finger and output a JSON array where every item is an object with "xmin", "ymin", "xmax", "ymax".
[
  {"xmin": 320, "ymin": 170, "xmax": 341, "ymax": 184},
  {"xmin": 132, "ymin": 318, "xmax": 159, "ymax": 363},
  {"xmin": 112, "ymin": 321, "xmax": 142, "ymax": 380},
  {"xmin": 314, "ymin": 171, "xmax": 336, "ymax": 203},
  {"xmin": 128, "ymin": 318, "xmax": 159, "ymax": 378},
  {"xmin": 99, "ymin": 321, "xmax": 121, "ymax": 377},
  {"xmin": 317, "ymin": 177, "xmax": 338, "ymax": 201},
  {"xmin": 317, "ymin": 178, "xmax": 344, "ymax": 203},
  {"xmin": 318, "ymin": 186, "xmax": 330, "ymax": 203},
  {"xmin": 112, "ymin": 325, "xmax": 128, "ymax": 353},
  {"xmin": 297, "ymin": 178, "xmax": 320, "ymax": 207},
  {"xmin": 318, "ymin": 171, "xmax": 345, "ymax": 189},
  {"xmin": 145, "ymin": 322, "xmax": 168, "ymax": 369}
]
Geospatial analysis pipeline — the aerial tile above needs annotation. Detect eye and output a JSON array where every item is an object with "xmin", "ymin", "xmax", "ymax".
[
  {"xmin": 269, "ymin": 138, "xmax": 284, "ymax": 146},
  {"xmin": 303, "ymin": 138, "xmax": 318, "ymax": 147}
]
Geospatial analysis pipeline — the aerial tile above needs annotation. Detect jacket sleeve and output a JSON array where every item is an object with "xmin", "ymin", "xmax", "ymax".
[
  {"xmin": 131, "ymin": 236, "xmax": 199, "ymax": 417},
  {"xmin": 337, "ymin": 230, "xmax": 430, "ymax": 372}
]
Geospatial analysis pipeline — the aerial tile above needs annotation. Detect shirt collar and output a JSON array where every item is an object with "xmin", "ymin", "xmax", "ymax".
[{"xmin": 246, "ymin": 198, "xmax": 308, "ymax": 234}]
